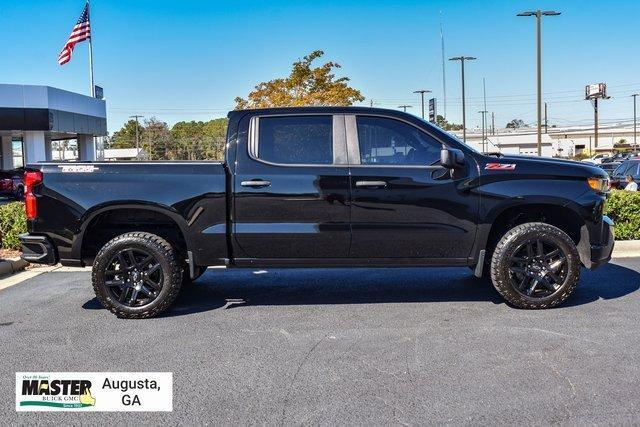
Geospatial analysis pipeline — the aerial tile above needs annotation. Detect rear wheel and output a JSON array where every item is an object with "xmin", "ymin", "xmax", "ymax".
[
  {"xmin": 14, "ymin": 186, "xmax": 24, "ymax": 201},
  {"xmin": 92, "ymin": 232, "xmax": 183, "ymax": 318},
  {"xmin": 490, "ymin": 222, "xmax": 580, "ymax": 309}
]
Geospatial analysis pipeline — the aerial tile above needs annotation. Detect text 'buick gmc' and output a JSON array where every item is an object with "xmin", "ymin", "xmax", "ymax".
[{"xmin": 20, "ymin": 107, "xmax": 614, "ymax": 318}]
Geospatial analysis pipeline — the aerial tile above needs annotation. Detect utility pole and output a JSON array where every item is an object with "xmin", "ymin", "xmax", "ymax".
[
  {"xmin": 632, "ymin": 93, "xmax": 639, "ymax": 152},
  {"xmin": 517, "ymin": 9, "xmax": 561, "ymax": 156},
  {"xmin": 398, "ymin": 105, "xmax": 412, "ymax": 113},
  {"xmin": 440, "ymin": 11, "xmax": 447, "ymax": 120},
  {"xmin": 544, "ymin": 102, "xmax": 548, "ymax": 133},
  {"xmin": 483, "ymin": 78, "xmax": 488, "ymax": 138},
  {"xmin": 491, "ymin": 112, "xmax": 495, "ymax": 135},
  {"xmin": 449, "ymin": 56, "xmax": 477, "ymax": 142},
  {"xmin": 413, "ymin": 90, "xmax": 431, "ymax": 119},
  {"xmin": 129, "ymin": 115, "xmax": 144, "ymax": 153},
  {"xmin": 479, "ymin": 110, "xmax": 488, "ymax": 153}
]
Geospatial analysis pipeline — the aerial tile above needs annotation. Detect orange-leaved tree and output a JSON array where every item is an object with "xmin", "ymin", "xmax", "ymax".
[{"xmin": 235, "ymin": 50, "xmax": 364, "ymax": 109}]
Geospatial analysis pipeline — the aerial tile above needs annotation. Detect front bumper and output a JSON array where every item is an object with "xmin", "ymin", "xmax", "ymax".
[
  {"xmin": 19, "ymin": 233, "xmax": 57, "ymax": 265},
  {"xmin": 577, "ymin": 215, "xmax": 614, "ymax": 270}
]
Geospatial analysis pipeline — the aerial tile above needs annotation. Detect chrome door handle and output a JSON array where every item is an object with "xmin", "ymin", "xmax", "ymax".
[
  {"xmin": 241, "ymin": 180, "xmax": 271, "ymax": 188},
  {"xmin": 355, "ymin": 180, "xmax": 387, "ymax": 188}
]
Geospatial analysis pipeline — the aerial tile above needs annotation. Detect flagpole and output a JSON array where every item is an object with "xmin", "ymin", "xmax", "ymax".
[{"xmin": 88, "ymin": 0, "xmax": 95, "ymax": 97}]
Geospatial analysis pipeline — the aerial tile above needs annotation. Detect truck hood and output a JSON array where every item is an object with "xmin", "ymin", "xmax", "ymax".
[{"xmin": 481, "ymin": 154, "xmax": 607, "ymax": 179}]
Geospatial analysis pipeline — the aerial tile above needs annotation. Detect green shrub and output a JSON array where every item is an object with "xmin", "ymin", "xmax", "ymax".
[
  {"xmin": 604, "ymin": 190, "xmax": 640, "ymax": 240},
  {"xmin": 0, "ymin": 202, "xmax": 27, "ymax": 250}
]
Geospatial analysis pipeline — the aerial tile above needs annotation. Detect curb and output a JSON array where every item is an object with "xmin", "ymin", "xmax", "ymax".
[
  {"xmin": 0, "ymin": 258, "xmax": 29, "ymax": 277},
  {"xmin": 612, "ymin": 240, "xmax": 640, "ymax": 258}
]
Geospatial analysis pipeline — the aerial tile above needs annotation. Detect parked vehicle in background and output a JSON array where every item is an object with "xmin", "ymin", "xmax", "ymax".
[
  {"xmin": 602, "ymin": 152, "xmax": 637, "ymax": 164},
  {"xmin": 0, "ymin": 168, "xmax": 25, "ymax": 200},
  {"xmin": 20, "ymin": 107, "xmax": 614, "ymax": 318},
  {"xmin": 582, "ymin": 154, "xmax": 609, "ymax": 165},
  {"xmin": 599, "ymin": 161, "xmax": 622, "ymax": 177},
  {"xmin": 610, "ymin": 159, "xmax": 640, "ymax": 189}
]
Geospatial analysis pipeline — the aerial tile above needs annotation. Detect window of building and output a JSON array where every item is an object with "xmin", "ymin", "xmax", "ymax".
[{"xmin": 12, "ymin": 139, "xmax": 23, "ymax": 168}]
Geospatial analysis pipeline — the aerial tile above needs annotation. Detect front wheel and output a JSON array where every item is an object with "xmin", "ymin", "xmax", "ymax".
[
  {"xmin": 490, "ymin": 222, "xmax": 580, "ymax": 309},
  {"xmin": 92, "ymin": 232, "xmax": 183, "ymax": 318}
]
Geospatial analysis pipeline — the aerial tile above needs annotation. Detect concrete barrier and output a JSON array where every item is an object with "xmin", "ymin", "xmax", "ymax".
[{"xmin": 0, "ymin": 258, "xmax": 29, "ymax": 277}]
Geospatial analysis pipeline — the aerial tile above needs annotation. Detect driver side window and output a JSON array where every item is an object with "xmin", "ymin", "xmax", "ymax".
[{"xmin": 356, "ymin": 116, "xmax": 441, "ymax": 166}]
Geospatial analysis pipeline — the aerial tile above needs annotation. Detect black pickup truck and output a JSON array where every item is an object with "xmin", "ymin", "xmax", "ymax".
[{"xmin": 20, "ymin": 107, "xmax": 614, "ymax": 318}]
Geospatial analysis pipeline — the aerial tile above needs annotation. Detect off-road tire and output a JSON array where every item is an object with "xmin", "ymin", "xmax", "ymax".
[
  {"xmin": 92, "ymin": 232, "xmax": 183, "ymax": 318},
  {"xmin": 490, "ymin": 222, "xmax": 580, "ymax": 309}
]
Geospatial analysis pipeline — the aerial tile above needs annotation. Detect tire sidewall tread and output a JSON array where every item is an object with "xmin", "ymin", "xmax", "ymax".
[
  {"xmin": 490, "ymin": 222, "xmax": 580, "ymax": 309},
  {"xmin": 92, "ymin": 232, "xmax": 183, "ymax": 319}
]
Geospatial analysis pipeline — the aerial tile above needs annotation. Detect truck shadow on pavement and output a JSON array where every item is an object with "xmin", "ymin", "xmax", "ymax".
[
  {"xmin": 165, "ymin": 262, "xmax": 640, "ymax": 317},
  {"xmin": 82, "ymin": 263, "xmax": 640, "ymax": 316}
]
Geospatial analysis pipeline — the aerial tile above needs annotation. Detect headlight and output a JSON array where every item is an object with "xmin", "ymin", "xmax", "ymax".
[{"xmin": 587, "ymin": 177, "xmax": 610, "ymax": 193}]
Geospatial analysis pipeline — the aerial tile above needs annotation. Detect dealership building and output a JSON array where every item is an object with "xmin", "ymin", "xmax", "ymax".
[{"xmin": 0, "ymin": 84, "xmax": 106, "ymax": 171}]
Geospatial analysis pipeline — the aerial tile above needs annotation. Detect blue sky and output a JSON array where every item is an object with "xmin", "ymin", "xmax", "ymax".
[{"xmin": 2, "ymin": 0, "xmax": 639, "ymax": 133}]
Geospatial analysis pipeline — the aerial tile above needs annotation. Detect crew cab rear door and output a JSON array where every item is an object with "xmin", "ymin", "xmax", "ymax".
[
  {"xmin": 232, "ymin": 113, "xmax": 351, "ymax": 260},
  {"xmin": 346, "ymin": 114, "xmax": 479, "ymax": 261}
]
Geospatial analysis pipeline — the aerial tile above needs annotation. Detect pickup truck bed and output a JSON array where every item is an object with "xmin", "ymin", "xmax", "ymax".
[{"xmin": 22, "ymin": 162, "xmax": 228, "ymax": 267}]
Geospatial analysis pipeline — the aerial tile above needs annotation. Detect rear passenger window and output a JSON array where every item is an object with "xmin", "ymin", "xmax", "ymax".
[
  {"xmin": 612, "ymin": 163, "xmax": 627, "ymax": 176},
  {"xmin": 258, "ymin": 116, "xmax": 333, "ymax": 165},
  {"xmin": 356, "ymin": 116, "xmax": 441, "ymax": 166}
]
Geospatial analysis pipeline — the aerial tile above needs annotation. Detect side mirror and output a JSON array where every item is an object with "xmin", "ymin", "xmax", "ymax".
[{"xmin": 441, "ymin": 147, "xmax": 465, "ymax": 169}]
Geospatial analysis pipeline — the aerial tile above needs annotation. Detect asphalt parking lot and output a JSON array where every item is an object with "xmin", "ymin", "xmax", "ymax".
[{"xmin": 1, "ymin": 259, "xmax": 640, "ymax": 424}]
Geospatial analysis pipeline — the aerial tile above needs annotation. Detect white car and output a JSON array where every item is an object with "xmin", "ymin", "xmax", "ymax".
[{"xmin": 582, "ymin": 154, "xmax": 608, "ymax": 165}]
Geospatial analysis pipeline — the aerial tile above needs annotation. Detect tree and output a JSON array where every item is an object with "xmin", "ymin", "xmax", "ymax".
[
  {"xmin": 435, "ymin": 115, "xmax": 463, "ymax": 131},
  {"xmin": 506, "ymin": 119, "xmax": 526, "ymax": 129},
  {"xmin": 169, "ymin": 119, "xmax": 228, "ymax": 160},
  {"xmin": 141, "ymin": 117, "xmax": 171, "ymax": 160},
  {"xmin": 107, "ymin": 119, "xmax": 142, "ymax": 149},
  {"xmin": 235, "ymin": 50, "xmax": 364, "ymax": 109}
]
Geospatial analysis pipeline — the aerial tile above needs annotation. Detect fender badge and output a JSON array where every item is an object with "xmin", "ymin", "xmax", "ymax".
[{"xmin": 485, "ymin": 163, "xmax": 516, "ymax": 171}]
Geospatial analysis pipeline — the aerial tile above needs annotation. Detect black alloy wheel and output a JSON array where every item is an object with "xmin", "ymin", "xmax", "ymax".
[
  {"xmin": 92, "ymin": 232, "xmax": 183, "ymax": 318},
  {"xmin": 105, "ymin": 247, "xmax": 164, "ymax": 307},
  {"xmin": 507, "ymin": 238, "xmax": 568, "ymax": 299},
  {"xmin": 490, "ymin": 222, "xmax": 580, "ymax": 309}
]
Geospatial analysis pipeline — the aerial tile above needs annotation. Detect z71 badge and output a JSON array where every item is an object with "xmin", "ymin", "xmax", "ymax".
[{"xmin": 485, "ymin": 163, "xmax": 516, "ymax": 171}]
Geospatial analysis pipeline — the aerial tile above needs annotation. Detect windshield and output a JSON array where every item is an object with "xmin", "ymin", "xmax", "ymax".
[{"xmin": 417, "ymin": 116, "xmax": 481, "ymax": 154}]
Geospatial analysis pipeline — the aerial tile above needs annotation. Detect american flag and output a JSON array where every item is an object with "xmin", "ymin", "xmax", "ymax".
[{"xmin": 58, "ymin": 2, "xmax": 91, "ymax": 65}]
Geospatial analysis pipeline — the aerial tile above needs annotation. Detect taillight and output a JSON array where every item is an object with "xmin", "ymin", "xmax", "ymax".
[{"xmin": 24, "ymin": 171, "xmax": 42, "ymax": 220}]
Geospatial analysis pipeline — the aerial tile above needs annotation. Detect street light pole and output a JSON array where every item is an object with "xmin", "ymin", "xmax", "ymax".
[
  {"xmin": 632, "ymin": 93, "xmax": 639, "ymax": 152},
  {"xmin": 449, "ymin": 56, "xmax": 476, "ymax": 142},
  {"xmin": 398, "ymin": 105, "xmax": 412, "ymax": 113},
  {"xmin": 413, "ymin": 90, "xmax": 431, "ymax": 119},
  {"xmin": 517, "ymin": 9, "xmax": 560, "ymax": 156}
]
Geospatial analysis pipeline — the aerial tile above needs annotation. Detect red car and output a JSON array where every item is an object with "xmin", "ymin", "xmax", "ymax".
[{"xmin": 0, "ymin": 168, "xmax": 25, "ymax": 200}]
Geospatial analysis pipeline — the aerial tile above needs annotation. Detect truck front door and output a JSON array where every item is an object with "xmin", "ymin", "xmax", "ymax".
[
  {"xmin": 232, "ymin": 114, "xmax": 351, "ymax": 261},
  {"xmin": 347, "ymin": 114, "xmax": 479, "ymax": 261}
]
